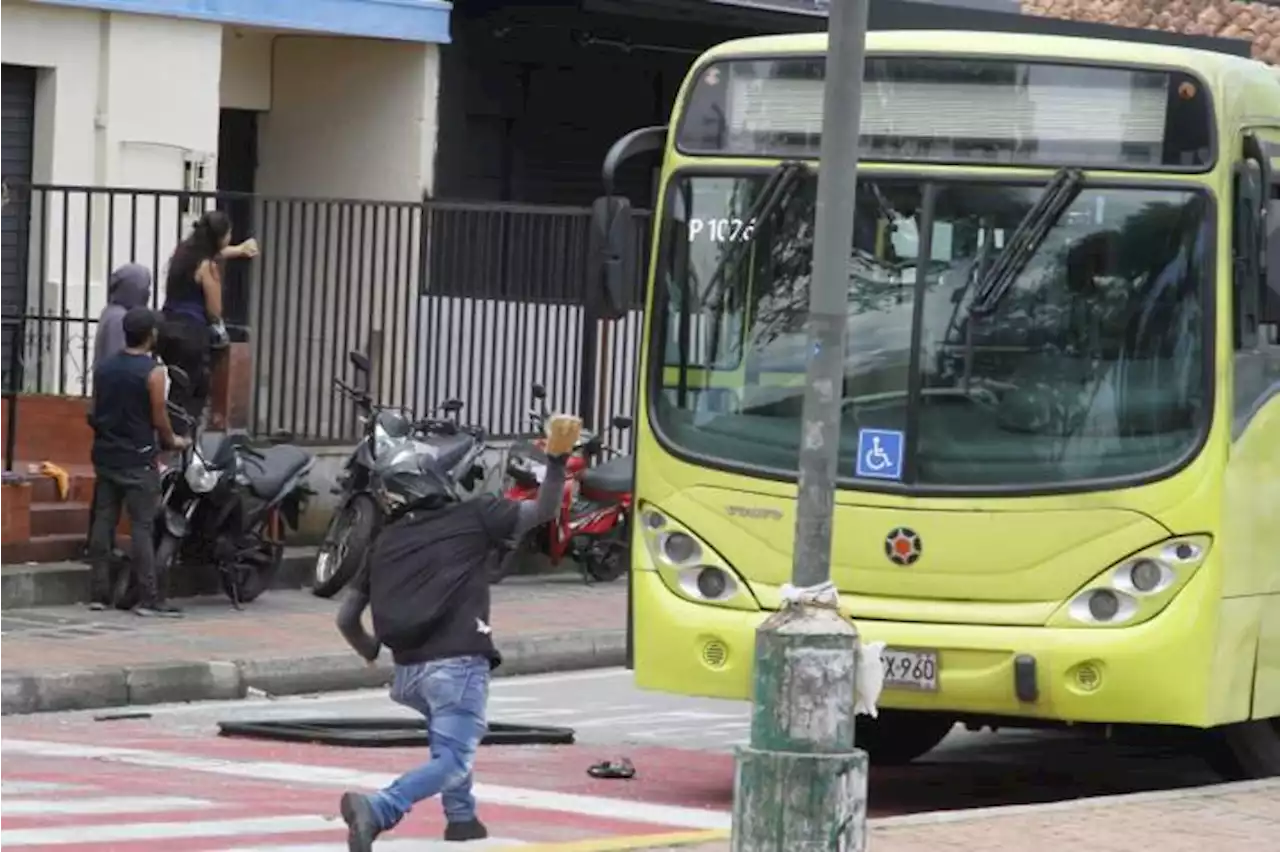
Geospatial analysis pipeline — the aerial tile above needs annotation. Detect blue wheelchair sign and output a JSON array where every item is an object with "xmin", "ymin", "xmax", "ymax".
[{"xmin": 855, "ymin": 428, "xmax": 904, "ymax": 481}]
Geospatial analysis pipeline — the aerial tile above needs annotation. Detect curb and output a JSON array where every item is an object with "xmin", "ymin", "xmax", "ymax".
[
  {"xmin": 1, "ymin": 547, "xmax": 318, "ymax": 610},
  {"xmin": 868, "ymin": 776, "xmax": 1280, "ymax": 829},
  {"xmin": 0, "ymin": 628, "xmax": 626, "ymax": 716}
]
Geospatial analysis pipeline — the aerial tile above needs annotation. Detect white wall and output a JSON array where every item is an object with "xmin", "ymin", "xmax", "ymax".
[
  {"xmin": 2, "ymin": 3, "xmax": 223, "ymax": 392},
  {"xmin": 257, "ymin": 36, "xmax": 439, "ymax": 200},
  {"xmin": 251, "ymin": 36, "xmax": 441, "ymax": 432},
  {"xmin": 220, "ymin": 27, "xmax": 272, "ymax": 112},
  {"xmin": 2, "ymin": 1, "xmax": 101, "ymax": 185}
]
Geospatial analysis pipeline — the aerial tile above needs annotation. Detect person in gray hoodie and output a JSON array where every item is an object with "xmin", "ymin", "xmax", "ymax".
[
  {"xmin": 86, "ymin": 263, "xmax": 153, "ymax": 573},
  {"xmin": 93, "ymin": 264, "xmax": 152, "ymax": 368}
]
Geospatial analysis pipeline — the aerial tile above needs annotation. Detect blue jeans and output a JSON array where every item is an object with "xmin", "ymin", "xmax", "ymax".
[{"xmin": 368, "ymin": 655, "xmax": 490, "ymax": 829}]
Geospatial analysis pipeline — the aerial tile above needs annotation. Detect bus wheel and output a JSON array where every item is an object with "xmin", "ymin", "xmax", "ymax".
[
  {"xmin": 1204, "ymin": 717, "xmax": 1280, "ymax": 779},
  {"xmin": 854, "ymin": 710, "xmax": 955, "ymax": 766}
]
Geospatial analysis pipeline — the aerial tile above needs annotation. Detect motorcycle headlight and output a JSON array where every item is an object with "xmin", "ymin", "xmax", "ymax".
[{"xmin": 184, "ymin": 452, "xmax": 221, "ymax": 493}]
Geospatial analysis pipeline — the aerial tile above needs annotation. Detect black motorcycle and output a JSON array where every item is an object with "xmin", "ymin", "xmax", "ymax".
[
  {"xmin": 310, "ymin": 351, "xmax": 490, "ymax": 598},
  {"xmin": 114, "ymin": 391, "xmax": 316, "ymax": 610}
]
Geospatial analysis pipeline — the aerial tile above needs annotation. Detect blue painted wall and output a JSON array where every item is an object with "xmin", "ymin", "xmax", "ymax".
[{"xmin": 31, "ymin": 0, "xmax": 452, "ymax": 44}]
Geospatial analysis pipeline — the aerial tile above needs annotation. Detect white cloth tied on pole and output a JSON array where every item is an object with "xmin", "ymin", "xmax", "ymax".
[
  {"xmin": 855, "ymin": 640, "xmax": 886, "ymax": 718},
  {"xmin": 778, "ymin": 580, "xmax": 884, "ymax": 716},
  {"xmin": 779, "ymin": 580, "xmax": 840, "ymax": 609}
]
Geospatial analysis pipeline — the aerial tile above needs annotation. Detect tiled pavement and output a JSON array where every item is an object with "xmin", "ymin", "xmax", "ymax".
[
  {"xmin": 634, "ymin": 779, "xmax": 1280, "ymax": 852},
  {"xmin": 1, "ymin": 574, "xmax": 626, "ymax": 675}
]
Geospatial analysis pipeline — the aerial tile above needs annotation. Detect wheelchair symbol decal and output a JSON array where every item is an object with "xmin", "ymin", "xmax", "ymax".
[{"xmin": 855, "ymin": 428, "xmax": 904, "ymax": 481}]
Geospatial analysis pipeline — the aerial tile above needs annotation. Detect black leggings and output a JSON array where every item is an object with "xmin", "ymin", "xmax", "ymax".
[{"xmin": 156, "ymin": 313, "xmax": 211, "ymax": 434}]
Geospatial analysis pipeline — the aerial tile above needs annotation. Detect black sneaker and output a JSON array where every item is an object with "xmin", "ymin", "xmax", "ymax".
[
  {"xmin": 444, "ymin": 818, "xmax": 488, "ymax": 842},
  {"xmin": 133, "ymin": 604, "xmax": 183, "ymax": 619},
  {"xmin": 340, "ymin": 792, "xmax": 380, "ymax": 852}
]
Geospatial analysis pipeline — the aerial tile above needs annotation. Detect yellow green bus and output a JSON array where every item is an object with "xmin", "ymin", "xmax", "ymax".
[{"xmin": 589, "ymin": 30, "xmax": 1280, "ymax": 776}]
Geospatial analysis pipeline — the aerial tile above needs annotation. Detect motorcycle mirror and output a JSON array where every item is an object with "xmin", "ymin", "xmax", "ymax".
[
  {"xmin": 611, "ymin": 415, "xmax": 633, "ymax": 430},
  {"xmin": 442, "ymin": 399, "xmax": 464, "ymax": 414},
  {"xmin": 349, "ymin": 351, "xmax": 372, "ymax": 374},
  {"xmin": 531, "ymin": 383, "xmax": 546, "ymax": 400},
  {"xmin": 268, "ymin": 429, "xmax": 294, "ymax": 445}
]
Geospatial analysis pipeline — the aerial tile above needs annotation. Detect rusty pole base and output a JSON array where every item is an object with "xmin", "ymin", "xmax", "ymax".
[{"xmin": 730, "ymin": 603, "xmax": 868, "ymax": 852}]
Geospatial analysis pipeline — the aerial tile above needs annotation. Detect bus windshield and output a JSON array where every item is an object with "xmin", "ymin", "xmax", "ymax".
[{"xmin": 651, "ymin": 172, "xmax": 1212, "ymax": 490}]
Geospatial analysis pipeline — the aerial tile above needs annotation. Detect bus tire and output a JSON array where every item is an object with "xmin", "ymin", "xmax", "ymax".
[
  {"xmin": 854, "ymin": 710, "xmax": 955, "ymax": 766},
  {"xmin": 1204, "ymin": 718, "xmax": 1280, "ymax": 779}
]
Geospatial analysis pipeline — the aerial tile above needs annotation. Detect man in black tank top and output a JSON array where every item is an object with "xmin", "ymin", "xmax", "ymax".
[{"xmin": 88, "ymin": 308, "xmax": 189, "ymax": 617}]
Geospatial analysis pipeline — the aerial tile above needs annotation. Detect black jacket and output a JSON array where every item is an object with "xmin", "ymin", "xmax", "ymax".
[{"xmin": 336, "ymin": 455, "xmax": 566, "ymax": 668}]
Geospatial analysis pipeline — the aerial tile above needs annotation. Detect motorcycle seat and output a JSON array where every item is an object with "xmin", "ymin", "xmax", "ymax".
[
  {"xmin": 241, "ymin": 445, "xmax": 311, "ymax": 499},
  {"xmin": 419, "ymin": 433, "xmax": 475, "ymax": 472},
  {"xmin": 579, "ymin": 455, "xmax": 633, "ymax": 496}
]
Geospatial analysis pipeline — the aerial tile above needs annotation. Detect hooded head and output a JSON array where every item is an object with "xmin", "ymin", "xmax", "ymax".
[{"xmin": 107, "ymin": 263, "xmax": 152, "ymax": 309}]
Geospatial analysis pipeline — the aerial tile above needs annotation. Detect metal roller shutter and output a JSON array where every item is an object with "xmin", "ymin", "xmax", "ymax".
[{"xmin": 2, "ymin": 64, "xmax": 37, "ymax": 391}]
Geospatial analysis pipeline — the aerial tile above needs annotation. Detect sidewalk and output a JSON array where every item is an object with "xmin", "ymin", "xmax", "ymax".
[
  {"xmin": 590, "ymin": 778, "xmax": 1280, "ymax": 852},
  {"xmin": 1, "ymin": 574, "xmax": 626, "ymax": 715}
]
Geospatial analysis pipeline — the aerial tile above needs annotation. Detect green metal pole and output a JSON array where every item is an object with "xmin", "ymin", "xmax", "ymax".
[{"xmin": 731, "ymin": 0, "xmax": 871, "ymax": 848}]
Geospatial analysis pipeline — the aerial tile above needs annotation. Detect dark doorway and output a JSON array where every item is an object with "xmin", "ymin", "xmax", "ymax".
[
  {"xmin": 2, "ymin": 63, "xmax": 37, "ymax": 392},
  {"xmin": 217, "ymin": 108, "xmax": 259, "ymax": 336}
]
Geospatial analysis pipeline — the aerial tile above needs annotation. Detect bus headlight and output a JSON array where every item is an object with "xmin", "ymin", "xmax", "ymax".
[
  {"xmin": 1051, "ymin": 535, "xmax": 1211, "ymax": 628},
  {"xmin": 638, "ymin": 502, "xmax": 760, "ymax": 611}
]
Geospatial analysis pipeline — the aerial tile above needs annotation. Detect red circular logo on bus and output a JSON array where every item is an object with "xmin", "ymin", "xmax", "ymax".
[{"xmin": 885, "ymin": 527, "xmax": 922, "ymax": 566}]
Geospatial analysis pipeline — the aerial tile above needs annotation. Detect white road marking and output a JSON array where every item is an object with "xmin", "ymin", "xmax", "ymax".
[
  {"xmin": 2, "ymin": 796, "xmax": 215, "ymax": 816},
  {"xmin": 4, "ymin": 739, "xmax": 732, "ymax": 831},
  {"xmin": 225, "ymin": 841, "xmax": 524, "ymax": 851},
  {"xmin": 569, "ymin": 710, "xmax": 741, "ymax": 729},
  {"xmin": 1, "ymin": 815, "xmax": 337, "ymax": 846},
  {"xmin": 0, "ymin": 782, "xmax": 88, "ymax": 795}
]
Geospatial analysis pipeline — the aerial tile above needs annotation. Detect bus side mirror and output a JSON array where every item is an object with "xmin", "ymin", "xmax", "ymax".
[{"xmin": 589, "ymin": 196, "xmax": 634, "ymax": 322}]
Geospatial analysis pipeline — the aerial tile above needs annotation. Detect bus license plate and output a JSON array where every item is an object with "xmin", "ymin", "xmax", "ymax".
[{"xmin": 881, "ymin": 648, "xmax": 939, "ymax": 692}]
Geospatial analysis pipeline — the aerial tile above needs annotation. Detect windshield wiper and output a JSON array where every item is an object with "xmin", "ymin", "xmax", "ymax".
[
  {"xmin": 699, "ymin": 161, "xmax": 811, "ymax": 311},
  {"xmin": 970, "ymin": 167, "xmax": 1085, "ymax": 316}
]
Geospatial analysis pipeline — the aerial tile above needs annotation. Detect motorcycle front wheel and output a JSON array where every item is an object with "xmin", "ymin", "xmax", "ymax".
[
  {"xmin": 222, "ymin": 535, "xmax": 283, "ymax": 605},
  {"xmin": 583, "ymin": 520, "xmax": 631, "ymax": 583},
  {"xmin": 311, "ymin": 494, "xmax": 378, "ymax": 598}
]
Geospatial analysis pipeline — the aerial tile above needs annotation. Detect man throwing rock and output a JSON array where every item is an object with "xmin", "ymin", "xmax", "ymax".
[{"xmin": 334, "ymin": 412, "xmax": 583, "ymax": 848}]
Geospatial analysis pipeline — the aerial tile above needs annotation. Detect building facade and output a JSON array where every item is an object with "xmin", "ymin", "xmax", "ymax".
[{"xmin": 2, "ymin": 0, "xmax": 451, "ymax": 424}]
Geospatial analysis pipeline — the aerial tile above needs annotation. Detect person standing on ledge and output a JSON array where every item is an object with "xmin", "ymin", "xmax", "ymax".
[
  {"xmin": 156, "ymin": 210, "xmax": 258, "ymax": 434},
  {"xmin": 334, "ymin": 413, "xmax": 582, "ymax": 849},
  {"xmin": 87, "ymin": 307, "xmax": 189, "ymax": 616}
]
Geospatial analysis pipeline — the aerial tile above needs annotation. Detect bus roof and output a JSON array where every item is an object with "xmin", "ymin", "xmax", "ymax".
[{"xmin": 701, "ymin": 29, "xmax": 1272, "ymax": 87}]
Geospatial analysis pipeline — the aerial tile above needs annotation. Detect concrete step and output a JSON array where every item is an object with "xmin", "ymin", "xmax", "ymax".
[
  {"xmin": 28, "ymin": 501, "xmax": 91, "ymax": 538},
  {"xmin": 2, "ymin": 533, "xmax": 93, "ymax": 566},
  {"xmin": 21, "ymin": 468, "xmax": 97, "ymax": 504},
  {"xmin": 0, "ymin": 546, "xmax": 318, "ymax": 609}
]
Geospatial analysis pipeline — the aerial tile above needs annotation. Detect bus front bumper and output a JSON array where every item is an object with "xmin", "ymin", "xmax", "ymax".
[{"xmin": 631, "ymin": 569, "xmax": 1215, "ymax": 727}]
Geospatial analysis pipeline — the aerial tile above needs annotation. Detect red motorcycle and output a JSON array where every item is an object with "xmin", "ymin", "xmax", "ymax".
[{"xmin": 493, "ymin": 383, "xmax": 633, "ymax": 585}]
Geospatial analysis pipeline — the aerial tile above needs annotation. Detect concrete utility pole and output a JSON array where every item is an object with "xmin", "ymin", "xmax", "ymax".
[{"xmin": 730, "ymin": 0, "xmax": 871, "ymax": 849}]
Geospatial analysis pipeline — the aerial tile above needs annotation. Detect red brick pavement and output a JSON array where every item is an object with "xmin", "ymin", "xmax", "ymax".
[{"xmin": 1, "ymin": 576, "xmax": 626, "ymax": 674}]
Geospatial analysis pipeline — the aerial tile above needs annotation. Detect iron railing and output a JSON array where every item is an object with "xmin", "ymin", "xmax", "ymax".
[{"xmin": 2, "ymin": 183, "xmax": 651, "ymax": 465}]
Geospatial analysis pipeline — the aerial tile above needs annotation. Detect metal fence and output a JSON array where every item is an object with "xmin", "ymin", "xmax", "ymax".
[{"xmin": 2, "ymin": 183, "xmax": 651, "ymax": 453}]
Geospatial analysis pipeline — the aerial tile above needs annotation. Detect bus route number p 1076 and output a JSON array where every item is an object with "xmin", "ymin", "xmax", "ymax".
[{"xmin": 689, "ymin": 218, "xmax": 755, "ymax": 243}]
